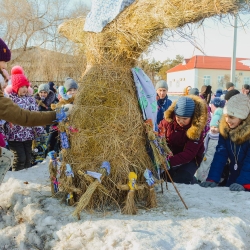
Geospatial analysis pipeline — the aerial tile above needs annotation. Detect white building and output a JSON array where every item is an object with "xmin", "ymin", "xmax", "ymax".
[{"xmin": 167, "ymin": 55, "xmax": 250, "ymax": 94}]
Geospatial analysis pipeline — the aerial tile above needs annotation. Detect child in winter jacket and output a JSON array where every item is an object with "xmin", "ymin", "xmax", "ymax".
[
  {"xmin": 64, "ymin": 77, "xmax": 78, "ymax": 98},
  {"xmin": 200, "ymin": 94, "xmax": 250, "ymax": 191},
  {"xmin": 2, "ymin": 66, "xmax": 45, "ymax": 171},
  {"xmin": 158, "ymin": 96, "xmax": 208, "ymax": 184},
  {"xmin": 34, "ymin": 83, "xmax": 56, "ymax": 134},
  {"xmin": 34, "ymin": 83, "xmax": 56, "ymax": 112},
  {"xmin": 195, "ymin": 108, "xmax": 223, "ymax": 182}
]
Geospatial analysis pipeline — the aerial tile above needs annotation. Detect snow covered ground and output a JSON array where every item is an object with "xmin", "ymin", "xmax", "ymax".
[{"xmin": 1, "ymin": 159, "xmax": 250, "ymax": 250}]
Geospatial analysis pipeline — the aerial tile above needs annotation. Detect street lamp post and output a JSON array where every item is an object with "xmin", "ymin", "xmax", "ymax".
[{"xmin": 230, "ymin": 15, "xmax": 237, "ymax": 83}]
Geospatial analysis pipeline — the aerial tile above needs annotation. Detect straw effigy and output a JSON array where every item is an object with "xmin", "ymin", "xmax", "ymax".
[{"xmin": 57, "ymin": 0, "xmax": 246, "ymax": 216}]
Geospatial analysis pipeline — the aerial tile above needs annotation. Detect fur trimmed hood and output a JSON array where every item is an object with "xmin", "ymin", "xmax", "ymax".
[
  {"xmin": 219, "ymin": 114, "xmax": 250, "ymax": 144},
  {"xmin": 164, "ymin": 95, "xmax": 208, "ymax": 140}
]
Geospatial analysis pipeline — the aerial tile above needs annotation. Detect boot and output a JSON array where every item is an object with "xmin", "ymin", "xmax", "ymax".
[{"xmin": 0, "ymin": 147, "xmax": 14, "ymax": 185}]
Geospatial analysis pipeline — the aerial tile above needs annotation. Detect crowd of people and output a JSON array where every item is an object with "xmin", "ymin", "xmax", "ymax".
[
  {"xmin": 0, "ymin": 38, "xmax": 75, "ymax": 184},
  {"xmin": 155, "ymin": 79, "xmax": 250, "ymax": 192}
]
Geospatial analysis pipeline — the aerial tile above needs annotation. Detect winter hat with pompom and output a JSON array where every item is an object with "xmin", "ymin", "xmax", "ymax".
[
  {"xmin": 11, "ymin": 66, "xmax": 30, "ymax": 93},
  {"xmin": 223, "ymin": 94, "xmax": 250, "ymax": 120}
]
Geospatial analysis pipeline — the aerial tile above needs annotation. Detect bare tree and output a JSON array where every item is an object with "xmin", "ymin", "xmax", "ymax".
[{"xmin": 0, "ymin": 0, "xmax": 88, "ymax": 84}]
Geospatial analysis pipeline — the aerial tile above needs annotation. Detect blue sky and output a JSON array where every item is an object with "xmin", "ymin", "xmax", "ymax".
[{"xmin": 79, "ymin": 1, "xmax": 250, "ymax": 62}]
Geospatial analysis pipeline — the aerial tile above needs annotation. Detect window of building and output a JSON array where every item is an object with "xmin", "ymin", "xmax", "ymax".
[
  {"xmin": 217, "ymin": 75, "xmax": 224, "ymax": 87},
  {"xmin": 244, "ymin": 77, "xmax": 250, "ymax": 85},
  {"xmin": 203, "ymin": 76, "xmax": 211, "ymax": 86},
  {"xmin": 176, "ymin": 80, "xmax": 180, "ymax": 87}
]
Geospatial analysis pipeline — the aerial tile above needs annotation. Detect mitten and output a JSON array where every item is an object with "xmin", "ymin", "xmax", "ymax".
[
  {"xmin": 229, "ymin": 183, "xmax": 245, "ymax": 191},
  {"xmin": 199, "ymin": 181, "xmax": 218, "ymax": 188}
]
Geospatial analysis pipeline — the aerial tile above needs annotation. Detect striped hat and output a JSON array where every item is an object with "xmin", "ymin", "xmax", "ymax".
[{"xmin": 174, "ymin": 97, "xmax": 195, "ymax": 117}]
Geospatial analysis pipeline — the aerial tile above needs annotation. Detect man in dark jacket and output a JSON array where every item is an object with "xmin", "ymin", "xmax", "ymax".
[{"xmin": 155, "ymin": 80, "xmax": 172, "ymax": 125}]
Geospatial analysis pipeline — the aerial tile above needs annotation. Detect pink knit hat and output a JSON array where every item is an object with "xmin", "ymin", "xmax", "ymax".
[{"xmin": 11, "ymin": 66, "xmax": 30, "ymax": 93}]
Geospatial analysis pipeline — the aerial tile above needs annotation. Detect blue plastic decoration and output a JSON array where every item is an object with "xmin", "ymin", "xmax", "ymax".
[
  {"xmin": 48, "ymin": 150, "xmax": 57, "ymax": 161},
  {"xmin": 144, "ymin": 169, "xmax": 155, "ymax": 186},
  {"xmin": 60, "ymin": 132, "xmax": 70, "ymax": 149},
  {"xmin": 100, "ymin": 161, "xmax": 111, "ymax": 175},
  {"xmin": 58, "ymin": 86, "xmax": 72, "ymax": 100},
  {"xmin": 65, "ymin": 164, "xmax": 74, "ymax": 177},
  {"xmin": 55, "ymin": 108, "xmax": 67, "ymax": 122}
]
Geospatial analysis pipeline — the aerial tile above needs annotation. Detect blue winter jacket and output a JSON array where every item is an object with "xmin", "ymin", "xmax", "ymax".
[
  {"xmin": 157, "ymin": 95, "xmax": 172, "ymax": 125},
  {"xmin": 207, "ymin": 115, "xmax": 250, "ymax": 186}
]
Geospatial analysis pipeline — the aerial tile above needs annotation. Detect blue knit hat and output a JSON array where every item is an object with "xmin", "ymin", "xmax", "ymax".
[
  {"xmin": 215, "ymin": 89, "xmax": 223, "ymax": 97},
  {"xmin": 64, "ymin": 77, "xmax": 78, "ymax": 92},
  {"xmin": 174, "ymin": 97, "xmax": 195, "ymax": 117},
  {"xmin": 210, "ymin": 108, "xmax": 223, "ymax": 127},
  {"xmin": 155, "ymin": 80, "xmax": 168, "ymax": 90},
  {"xmin": 210, "ymin": 97, "xmax": 225, "ymax": 108}
]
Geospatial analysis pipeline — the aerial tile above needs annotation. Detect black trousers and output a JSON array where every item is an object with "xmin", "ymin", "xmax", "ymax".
[
  {"xmin": 162, "ymin": 160, "xmax": 198, "ymax": 184},
  {"xmin": 47, "ymin": 130, "xmax": 60, "ymax": 154},
  {"xmin": 8, "ymin": 140, "xmax": 32, "ymax": 171}
]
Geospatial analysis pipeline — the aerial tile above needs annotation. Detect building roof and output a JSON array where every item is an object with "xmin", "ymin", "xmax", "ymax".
[{"xmin": 167, "ymin": 55, "xmax": 250, "ymax": 73}]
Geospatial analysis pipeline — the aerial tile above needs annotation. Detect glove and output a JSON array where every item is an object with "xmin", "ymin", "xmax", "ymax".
[
  {"xmin": 199, "ymin": 181, "xmax": 218, "ymax": 188},
  {"xmin": 229, "ymin": 183, "xmax": 245, "ymax": 191}
]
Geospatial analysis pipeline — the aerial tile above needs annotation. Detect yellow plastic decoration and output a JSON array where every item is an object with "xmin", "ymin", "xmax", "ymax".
[{"xmin": 128, "ymin": 172, "xmax": 137, "ymax": 190}]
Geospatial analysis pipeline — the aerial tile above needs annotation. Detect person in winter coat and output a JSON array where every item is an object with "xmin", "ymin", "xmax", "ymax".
[
  {"xmin": 1, "ymin": 66, "xmax": 45, "ymax": 171},
  {"xmin": 199, "ymin": 85, "xmax": 212, "ymax": 138},
  {"xmin": 35, "ymin": 83, "xmax": 56, "ymax": 112},
  {"xmin": 214, "ymin": 89, "xmax": 223, "ymax": 98},
  {"xmin": 158, "ymin": 96, "xmax": 207, "ymax": 184},
  {"xmin": 200, "ymin": 94, "xmax": 250, "ymax": 191},
  {"xmin": 48, "ymin": 81, "xmax": 59, "ymax": 102},
  {"xmin": 210, "ymin": 97, "xmax": 225, "ymax": 114},
  {"xmin": 200, "ymin": 85, "xmax": 212, "ymax": 105},
  {"xmin": 155, "ymin": 80, "xmax": 172, "ymax": 125},
  {"xmin": 195, "ymin": 108, "xmax": 223, "ymax": 183},
  {"xmin": 242, "ymin": 84, "xmax": 250, "ymax": 98},
  {"xmin": 48, "ymin": 81, "xmax": 57, "ymax": 93},
  {"xmin": 64, "ymin": 77, "xmax": 78, "ymax": 98}
]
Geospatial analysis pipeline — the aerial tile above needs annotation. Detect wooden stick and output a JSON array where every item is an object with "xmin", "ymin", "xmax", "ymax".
[{"xmin": 161, "ymin": 164, "xmax": 188, "ymax": 210}]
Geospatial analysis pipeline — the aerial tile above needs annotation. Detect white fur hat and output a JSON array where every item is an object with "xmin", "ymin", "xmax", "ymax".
[{"xmin": 223, "ymin": 93, "xmax": 250, "ymax": 120}]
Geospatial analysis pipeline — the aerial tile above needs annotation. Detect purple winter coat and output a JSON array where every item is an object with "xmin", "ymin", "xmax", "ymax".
[{"xmin": 2, "ymin": 93, "xmax": 44, "ymax": 141}]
